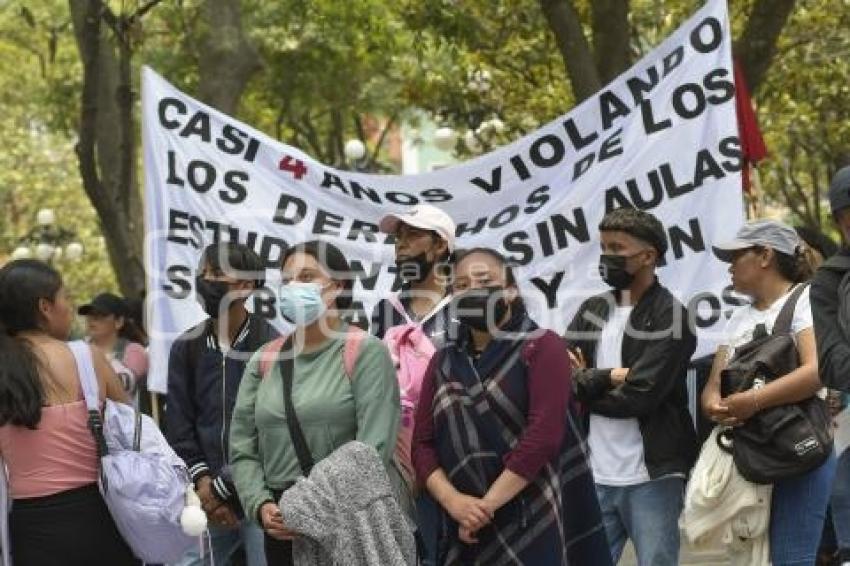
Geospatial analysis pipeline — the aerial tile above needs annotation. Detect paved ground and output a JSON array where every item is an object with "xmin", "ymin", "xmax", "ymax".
[{"xmin": 619, "ymin": 538, "xmax": 730, "ymax": 565}]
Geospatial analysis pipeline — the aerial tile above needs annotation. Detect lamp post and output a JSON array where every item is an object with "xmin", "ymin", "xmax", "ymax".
[
  {"xmin": 433, "ymin": 127, "xmax": 458, "ymax": 152},
  {"xmin": 343, "ymin": 138, "xmax": 370, "ymax": 172},
  {"xmin": 9, "ymin": 208, "xmax": 84, "ymax": 265}
]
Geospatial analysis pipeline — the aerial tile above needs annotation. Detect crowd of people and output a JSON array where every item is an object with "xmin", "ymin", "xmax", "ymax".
[{"xmin": 1, "ymin": 166, "xmax": 850, "ymax": 566}]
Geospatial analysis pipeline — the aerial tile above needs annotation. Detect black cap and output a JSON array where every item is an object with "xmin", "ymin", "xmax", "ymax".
[
  {"xmin": 78, "ymin": 293, "xmax": 128, "ymax": 317},
  {"xmin": 828, "ymin": 166, "xmax": 850, "ymax": 215}
]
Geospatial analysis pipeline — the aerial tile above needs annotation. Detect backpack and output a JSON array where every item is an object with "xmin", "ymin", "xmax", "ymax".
[
  {"xmin": 68, "ymin": 341, "xmax": 197, "ymax": 564},
  {"xmin": 258, "ymin": 326, "xmax": 366, "ymax": 379},
  {"xmin": 384, "ymin": 295, "xmax": 451, "ymax": 489},
  {"xmin": 717, "ymin": 284, "xmax": 833, "ymax": 483}
]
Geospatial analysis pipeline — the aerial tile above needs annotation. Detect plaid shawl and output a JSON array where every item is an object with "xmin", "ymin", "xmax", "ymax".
[{"xmin": 432, "ymin": 310, "xmax": 611, "ymax": 566}]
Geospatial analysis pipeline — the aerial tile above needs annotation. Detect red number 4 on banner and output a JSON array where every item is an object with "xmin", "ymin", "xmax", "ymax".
[{"xmin": 278, "ymin": 155, "xmax": 308, "ymax": 180}]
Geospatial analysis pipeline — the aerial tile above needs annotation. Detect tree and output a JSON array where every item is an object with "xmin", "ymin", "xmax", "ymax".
[
  {"xmin": 754, "ymin": 2, "xmax": 850, "ymax": 229},
  {"xmin": 539, "ymin": 0, "xmax": 630, "ymax": 104},
  {"xmin": 0, "ymin": 1, "xmax": 118, "ymax": 305},
  {"xmin": 537, "ymin": 0, "xmax": 797, "ymax": 102},
  {"xmin": 144, "ymin": 0, "xmax": 261, "ymax": 117},
  {"xmin": 195, "ymin": 0, "xmax": 261, "ymax": 116},
  {"xmin": 734, "ymin": 0, "xmax": 797, "ymax": 93},
  {"xmin": 239, "ymin": 0, "xmax": 421, "ymax": 169},
  {"xmin": 69, "ymin": 0, "xmax": 156, "ymax": 299},
  {"xmin": 3, "ymin": 0, "xmax": 847, "ymax": 294}
]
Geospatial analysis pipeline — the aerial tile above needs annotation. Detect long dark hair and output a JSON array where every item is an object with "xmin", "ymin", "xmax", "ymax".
[
  {"xmin": 123, "ymin": 296, "xmax": 149, "ymax": 346},
  {"xmin": 0, "ymin": 260, "xmax": 64, "ymax": 428},
  {"xmin": 118, "ymin": 317, "xmax": 148, "ymax": 346}
]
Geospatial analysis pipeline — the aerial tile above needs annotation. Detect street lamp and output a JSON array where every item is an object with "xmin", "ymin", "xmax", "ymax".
[
  {"xmin": 464, "ymin": 130, "xmax": 483, "ymax": 153},
  {"xmin": 8, "ymin": 208, "xmax": 84, "ymax": 264},
  {"xmin": 433, "ymin": 127, "xmax": 457, "ymax": 152},
  {"xmin": 480, "ymin": 118, "xmax": 505, "ymax": 135},
  {"xmin": 344, "ymin": 139, "xmax": 366, "ymax": 162},
  {"xmin": 37, "ymin": 208, "xmax": 56, "ymax": 226},
  {"xmin": 35, "ymin": 242, "xmax": 55, "ymax": 262},
  {"xmin": 65, "ymin": 242, "xmax": 84, "ymax": 261},
  {"xmin": 467, "ymin": 69, "xmax": 492, "ymax": 94},
  {"xmin": 11, "ymin": 246, "xmax": 32, "ymax": 260}
]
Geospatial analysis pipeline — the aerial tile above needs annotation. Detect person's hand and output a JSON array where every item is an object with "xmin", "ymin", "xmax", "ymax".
[
  {"xmin": 209, "ymin": 504, "xmax": 239, "ymax": 529},
  {"xmin": 722, "ymin": 390, "xmax": 760, "ymax": 423},
  {"xmin": 196, "ymin": 477, "xmax": 222, "ymax": 514},
  {"xmin": 445, "ymin": 493, "xmax": 492, "ymax": 531},
  {"xmin": 828, "ymin": 390, "xmax": 844, "ymax": 417},
  {"xmin": 459, "ymin": 525, "xmax": 479, "ymax": 545},
  {"xmin": 568, "ymin": 347, "xmax": 586, "ymax": 370},
  {"xmin": 260, "ymin": 502, "xmax": 298, "ymax": 541},
  {"xmin": 703, "ymin": 392, "xmax": 733, "ymax": 425},
  {"xmin": 610, "ymin": 368, "xmax": 629, "ymax": 386}
]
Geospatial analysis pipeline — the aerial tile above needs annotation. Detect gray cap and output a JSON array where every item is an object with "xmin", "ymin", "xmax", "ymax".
[
  {"xmin": 713, "ymin": 219, "xmax": 802, "ymax": 262},
  {"xmin": 829, "ymin": 166, "xmax": 850, "ymax": 214}
]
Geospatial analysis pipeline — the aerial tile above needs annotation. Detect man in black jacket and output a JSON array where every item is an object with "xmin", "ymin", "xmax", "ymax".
[
  {"xmin": 812, "ymin": 165, "xmax": 850, "ymax": 563},
  {"xmin": 167, "ymin": 242, "xmax": 278, "ymax": 566},
  {"xmin": 813, "ymin": 166, "xmax": 850, "ymax": 392},
  {"xmin": 566, "ymin": 208, "xmax": 697, "ymax": 566}
]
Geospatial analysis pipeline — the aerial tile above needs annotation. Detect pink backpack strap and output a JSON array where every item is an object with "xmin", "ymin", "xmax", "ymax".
[
  {"xmin": 259, "ymin": 336, "xmax": 287, "ymax": 377},
  {"xmin": 388, "ymin": 294, "xmax": 413, "ymax": 324},
  {"xmin": 260, "ymin": 330, "xmax": 364, "ymax": 380},
  {"xmin": 343, "ymin": 327, "xmax": 367, "ymax": 380}
]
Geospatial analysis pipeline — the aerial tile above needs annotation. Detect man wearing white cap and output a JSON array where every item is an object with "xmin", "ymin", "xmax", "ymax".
[
  {"xmin": 372, "ymin": 203, "xmax": 456, "ymax": 341},
  {"xmin": 373, "ymin": 203, "xmax": 456, "ymax": 566}
]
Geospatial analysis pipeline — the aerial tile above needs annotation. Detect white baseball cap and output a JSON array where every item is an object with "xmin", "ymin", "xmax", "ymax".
[{"xmin": 379, "ymin": 204, "xmax": 456, "ymax": 252}]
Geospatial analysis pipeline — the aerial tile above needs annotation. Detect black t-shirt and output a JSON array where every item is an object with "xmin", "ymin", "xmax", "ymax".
[{"xmin": 369, "ymin": 294, "xmax": 452, "ymax": 346}]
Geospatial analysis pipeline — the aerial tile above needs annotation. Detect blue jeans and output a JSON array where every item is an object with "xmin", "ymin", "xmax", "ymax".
[
  {"xmin": 833, "ymin": 449, "xmax": 850, "ymax": 560},
  {"xmin": 416, "ymin": 493, "xmax": 439, "ymax": 566},
  {"xmin": 173, "ymin": 520, "xmax": 267, "ymax": 566},
  {"xmin": 595, "ymin": 476, "xmax": 684, "ymax": 566},
  {"xmin": 770, "ymin": 451, "xmax": 837, "ymax": 566}
]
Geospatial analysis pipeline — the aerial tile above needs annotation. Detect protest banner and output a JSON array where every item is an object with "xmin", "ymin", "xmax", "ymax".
[{"xmin": 143, "ymin": 0, "xmax": 742, "ymax": 393}]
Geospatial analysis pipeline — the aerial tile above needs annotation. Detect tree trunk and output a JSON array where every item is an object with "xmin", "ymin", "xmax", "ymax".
[
  {"xmin": 539, "ymin": 0, "xmax": 601, "ymax": 104},
  {"xmin": 735, "ymin": 0, "xmax": 797, "ymax": 93},
  {"xmin": 69, "ymin": 0, "xmax": 146, "ymax": 298},
  {"xmin": 195, "ymin": 0, "xmax": 261, "ymax": 115},
  {"xmin": 591, "ymin": 0, "xmax": 631, "ymax": 85}
]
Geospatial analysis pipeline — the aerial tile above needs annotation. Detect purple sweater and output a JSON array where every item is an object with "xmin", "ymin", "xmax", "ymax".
[{"xmin": 412, "ymin": 330, "xmax": 572, "ymax": 483}]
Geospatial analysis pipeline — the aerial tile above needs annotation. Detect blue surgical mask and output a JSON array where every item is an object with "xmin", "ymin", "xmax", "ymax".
[{"xmin": 278, "ymin": 282, "xmax": 327, "ymax": 326}]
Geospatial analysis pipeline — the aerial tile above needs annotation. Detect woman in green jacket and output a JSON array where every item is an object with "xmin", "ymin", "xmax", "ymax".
[{"xmin": 230, "ymin": 240, "xmax": 400, "ymax": 566}]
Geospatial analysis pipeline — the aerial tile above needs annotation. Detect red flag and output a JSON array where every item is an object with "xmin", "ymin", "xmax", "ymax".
[{"xmin": 734, "ymin": 60, "xmax": 768, "ymax": 192}]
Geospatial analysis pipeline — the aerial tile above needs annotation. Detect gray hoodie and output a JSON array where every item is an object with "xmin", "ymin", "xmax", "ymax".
[{"xmin": 279, "ymin": 441, "xmax": 416, "ymax": 566}]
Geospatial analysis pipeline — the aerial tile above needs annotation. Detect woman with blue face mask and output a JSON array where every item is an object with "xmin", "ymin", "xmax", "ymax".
[{"xmin": 229, "ymin": 241, "xmax": 401, "ymax": 566}]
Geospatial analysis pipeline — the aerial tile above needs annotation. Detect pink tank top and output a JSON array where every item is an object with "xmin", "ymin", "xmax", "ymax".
[{"xmin": 0, "ymin": 400, "xmax": 98, "ymax": 499}]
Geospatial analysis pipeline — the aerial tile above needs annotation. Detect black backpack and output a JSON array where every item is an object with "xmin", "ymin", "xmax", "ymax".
[{"xmin": 718, "ymin": 284, "xmax": 833, "ymax": 484}]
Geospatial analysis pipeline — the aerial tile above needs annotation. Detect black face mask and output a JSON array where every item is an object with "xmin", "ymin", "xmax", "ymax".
[
  {"xmin": 599, "ymin": 254, "xmax": 635, "ymax": 290},
  {"xmin": 195, "ymin": 276, "xmax": 230, "ymax": 318},
  {"xmin": 454, "ymin": 286, "xmax": 509, "ymax": 332},
  {"xmin": 396, "ymin": 252, "xmax": 435, "ymax": 284}
]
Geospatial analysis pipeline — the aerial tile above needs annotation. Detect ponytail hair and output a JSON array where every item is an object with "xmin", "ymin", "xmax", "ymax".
[
  {"xmin": 119, "ymin": 317, "xmax": 148, "ymax": 347},
  {"xmin": 123, "ymin": 296, "xmax": 148, "ymax": 346},
  {"xmin": 774, "ymin": 247, "xmax": 814, "ymax": 284},
  {"xmin": 0, "ymin": 260, "xmax": 63, "ymax": 428}
]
